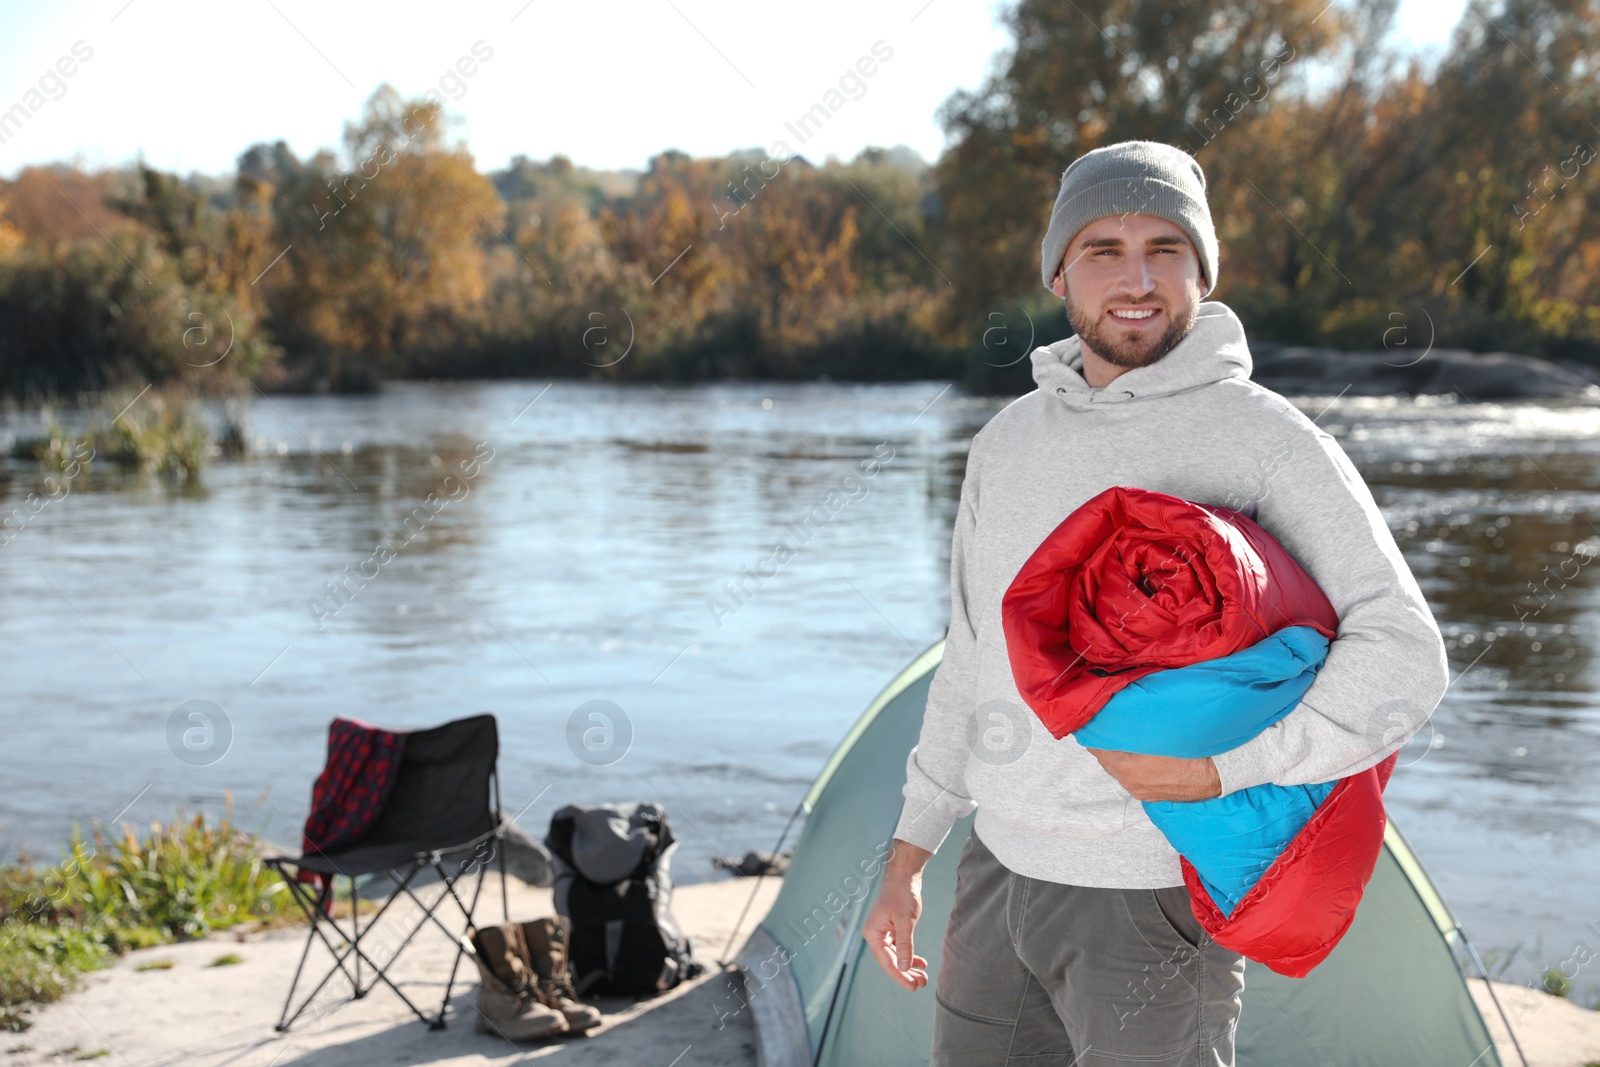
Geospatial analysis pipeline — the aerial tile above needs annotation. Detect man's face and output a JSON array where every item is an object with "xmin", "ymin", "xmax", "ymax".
[{"xmin": 1050, "ymin": 214, "xmax": 1205, "ymax": 372}]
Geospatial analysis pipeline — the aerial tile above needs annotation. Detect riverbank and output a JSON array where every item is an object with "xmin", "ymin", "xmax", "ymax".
[
  {"xmin": 5, "ymin": 873, "xmax": 782, "ymax": 1067},
  {"xmin": 7, "ymin": 870, "xmax": 1597, "ymax": 1066},
  {"xmin": 1471, "ymin": 979, "xmax": 1600, "ymax": 1067},
  {"xmin": 1249, "ymin": 341, "xmax": 1600, "ymax": 400}
]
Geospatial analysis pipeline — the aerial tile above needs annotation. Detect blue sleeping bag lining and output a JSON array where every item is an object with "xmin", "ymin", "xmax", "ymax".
[{"xmin": 1071, "ymin": 625, "xmax": 1337, "ymax": 916}]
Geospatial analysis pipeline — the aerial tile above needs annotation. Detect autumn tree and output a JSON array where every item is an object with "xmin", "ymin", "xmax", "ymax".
[
  {"xmin": 0, "ymin": 163, "xmax": 280, "ymax": 397},
  {"xmin": 258, "ymin": 85, "xmax": 505, "ymax": 389},
  {"xmin": 1350, "ymin": 0, "xmax": 1600, "ymax": 352},
  {"xmin": 934, "ymin": 0, "xmax": 1351, "ymax": 333}
]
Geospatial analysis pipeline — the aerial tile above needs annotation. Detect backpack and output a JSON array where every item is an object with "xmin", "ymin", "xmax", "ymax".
[{"xmin": 543, "ymin": 802, "xmax": 705, "ymax": 997}]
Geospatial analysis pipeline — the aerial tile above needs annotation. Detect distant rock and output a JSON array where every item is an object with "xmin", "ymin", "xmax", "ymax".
[
  {"xmin": 712, "ymin": 849, "xmax": 792, "ymax": 877},
  {"xmin": 1250, "ymin": 343, "xmax": 1600, "ymax": 401},
  {"xmin": 1558, "ymin": 359, "xmax": 1600, "ymax": 388}
]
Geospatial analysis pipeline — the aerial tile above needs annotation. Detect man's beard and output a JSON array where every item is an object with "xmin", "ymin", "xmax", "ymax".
[{"xmin": 1065, "ymin": 293, "xmax": 1197, "ymax": 371}]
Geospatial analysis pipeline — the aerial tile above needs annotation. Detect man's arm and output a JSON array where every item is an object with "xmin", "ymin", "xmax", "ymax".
[
  {"xmin": 1209, "ymin": 422, "xmax": 1450, "ymax": 793},
  {"xmin": 866, "ymin": 438, "xmax": 986, "ymax": 993},
  {"xmin": 1084, "ymin": 749, "xmax": 1220, "ymax": 801},
  {"xmin": 891, "ymin": 435, "xmax": 984, "ymax": 852}
]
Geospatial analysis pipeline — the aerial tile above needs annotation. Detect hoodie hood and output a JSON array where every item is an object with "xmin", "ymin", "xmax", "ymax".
[{"xmin": 1031, "ymin": 301, "xmax": 1252, "ymax": 410}]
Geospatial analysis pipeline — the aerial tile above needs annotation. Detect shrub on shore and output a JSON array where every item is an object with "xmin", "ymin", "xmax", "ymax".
[
  {"xmin": 0, "ymin": 807, "xmax": 292, "ymax": 1031},
  {"xmin": 8, "ymin": 384, "xmax": 243, "ymax": 482}
]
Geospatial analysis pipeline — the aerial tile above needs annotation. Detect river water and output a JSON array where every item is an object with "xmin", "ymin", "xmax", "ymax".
[{"xmin": 2, "ymin": 380, "xmax": 1597, "ymax": 998}]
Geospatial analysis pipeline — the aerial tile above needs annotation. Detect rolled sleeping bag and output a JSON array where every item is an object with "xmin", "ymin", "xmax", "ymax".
[{"xmin": 1001, "ymin": 485, "xmax": 1395, "ymax": 977}]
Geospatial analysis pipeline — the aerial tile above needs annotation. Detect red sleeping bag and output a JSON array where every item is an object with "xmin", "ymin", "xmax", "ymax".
[{"xmin": 1001, "ymin": 485, "xmax": 1396, "ymax": 976}]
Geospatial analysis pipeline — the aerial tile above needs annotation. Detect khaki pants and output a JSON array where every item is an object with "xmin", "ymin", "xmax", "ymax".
[{"xmin": 931, "ymin": 830, "xmax": 1246, "ymax": 1066}]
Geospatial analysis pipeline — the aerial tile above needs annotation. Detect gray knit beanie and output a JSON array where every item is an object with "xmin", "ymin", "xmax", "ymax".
[{"xmin": 1039, "ymin": 140, "xmax": 1218, "ymax": 297}]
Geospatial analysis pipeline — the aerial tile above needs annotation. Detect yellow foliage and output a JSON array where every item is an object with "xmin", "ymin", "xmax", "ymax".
[{"xmin": 0, "ymin": 198, "xmax": 22, "ymax": 259}]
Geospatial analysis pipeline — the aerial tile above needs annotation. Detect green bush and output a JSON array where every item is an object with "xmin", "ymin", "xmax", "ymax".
[
  {"xmin": 0, "ymin": 807, "xmax": 292, "ymax": 1030},
  {"xmin": 10, "ymin": 385, "xmax": 224, "ymax": 482},
  {"xmin": 1544, "ymin": 966, "xmax": 1574, "ymax": 998}
]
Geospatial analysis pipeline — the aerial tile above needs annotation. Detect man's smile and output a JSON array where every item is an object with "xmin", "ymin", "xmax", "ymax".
[{"xmin": 1108, "ymin": 306, "xmax": 1162, "ymax": 325}]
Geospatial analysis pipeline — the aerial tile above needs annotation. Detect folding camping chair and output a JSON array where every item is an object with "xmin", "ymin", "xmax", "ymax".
[{"xmin": 265, "ymin": 713, "xmax": 510, "ymax": 1032}]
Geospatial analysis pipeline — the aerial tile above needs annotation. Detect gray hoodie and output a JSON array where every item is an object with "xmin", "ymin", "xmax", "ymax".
[{"xmin": 893, "ymin": 301, "xmax": 1449, "ymax": 888}]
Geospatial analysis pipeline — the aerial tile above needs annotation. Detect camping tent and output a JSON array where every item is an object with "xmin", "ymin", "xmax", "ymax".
[{"xmin": 735, "ymin": 640, "xmax": 1505, "ymax": 1066}]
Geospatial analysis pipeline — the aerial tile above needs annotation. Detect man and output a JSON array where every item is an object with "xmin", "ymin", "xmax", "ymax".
[{"xmin": 861, "ymin": 140, "xmax": 1449, "ymax": 1065}]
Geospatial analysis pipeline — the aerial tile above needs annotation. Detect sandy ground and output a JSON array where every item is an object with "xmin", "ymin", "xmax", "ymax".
[
  {"xmin": 5, "ymin": 874, "xmax": 781, "ymax": 1067},
  {"xmin": 8, "ymin": 872, "xmax": 1599, "ymax": 1067},
  {"xmin": 1471, "ymin": 979, "xmax": 1600, "ymax": 1067}
]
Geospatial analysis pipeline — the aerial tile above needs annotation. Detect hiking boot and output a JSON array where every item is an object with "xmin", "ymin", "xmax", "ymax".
[
  {"xmin": 522, "ymin": 916, "xmax": 604, "ymax": 1032},
  {"xmin": 470, "ymin": 924, "xmax": 569, "ymax": 1040}
]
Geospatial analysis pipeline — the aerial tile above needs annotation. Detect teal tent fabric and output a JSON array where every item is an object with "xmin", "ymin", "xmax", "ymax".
[{"xmin": 739, "ymin": 641, "xmax": 1504, "ymax": 1067}]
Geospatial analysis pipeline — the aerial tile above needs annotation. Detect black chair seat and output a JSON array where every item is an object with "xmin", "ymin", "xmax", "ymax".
[
  {"xmin": 276, "ymin": 842, "xmax": 439, "ymax": 878},
  {"xmin": 272, "ymin": 828, "xmax": 497, "ymax": 878}
]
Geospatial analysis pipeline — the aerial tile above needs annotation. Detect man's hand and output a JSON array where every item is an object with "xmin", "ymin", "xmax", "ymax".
[
  {"xmin": 1084, "ymin": 749, "xmax": 1221, "ymax": 801},
  {"xmin": 862, "ymin": 840, "xmax": 932, "ymax": 992}
]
